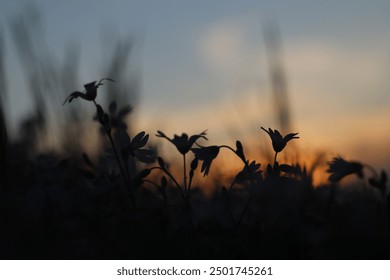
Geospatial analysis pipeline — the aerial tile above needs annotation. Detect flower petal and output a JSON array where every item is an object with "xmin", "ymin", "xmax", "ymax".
[{"xmin": 132, "ymin": 132, "xmax": 149, "ymax": 149}]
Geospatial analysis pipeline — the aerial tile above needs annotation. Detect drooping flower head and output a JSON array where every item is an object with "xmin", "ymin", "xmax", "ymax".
[
  {"xmin": 63, "ymin": 78, "xmax": 115, "ymax": 105},
  {"xmin": 156, "ymin": 130, "xmax": 207, "ymax": 155},
  {"xmin": 191, "ymin": 146, "xmax": 220, "ymax": 176},
  {"xmin": 261, "ymin": 127, "xmax": 299, "ymax": 153},
  {"xmin": 327, "ymin": 156, "xmax": 363, "ymax": 182}
]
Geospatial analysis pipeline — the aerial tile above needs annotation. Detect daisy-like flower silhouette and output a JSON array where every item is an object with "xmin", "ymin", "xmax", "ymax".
[
  {"xmin": 235, "ymin": 160, "xmax": 262, "ymax": 183},
  {"xmin": 327, "ymin": 156, "xmax": 363, "ymax": 182},
  {"xmin": 261, "ymin": 127, "xmax": 299, "ymax": 164},
  {"xmin": 261, "ymin": 127, "xmax": 299, "ymax": 153},
  {"xmin": 191, "ymin": 145, "xmax": 220, "ymax": 176},
  {"xmin": 63, "ymin": 78, "xmax": 115, "ymax": 105},
  {"xmin": 122, "ymin": 131, "xmax": 155, "ymax": 164},
  {"xmin": 156, "ymin": 130, "xmax": 207, "ymax": 155}
]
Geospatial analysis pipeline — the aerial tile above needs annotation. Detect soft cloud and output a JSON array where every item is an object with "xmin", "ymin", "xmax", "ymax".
[
  {"xmin": 199, "ymin": 22, "xmax": 247, "ymax": 72},
  {"xmin": 197, "ymin": 18, "xmax": 264, "ymax": 82}
]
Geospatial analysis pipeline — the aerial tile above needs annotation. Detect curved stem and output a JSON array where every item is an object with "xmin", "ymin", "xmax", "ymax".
[
  {"xmin": 220, "ymin": 145, "xmax": 253, "ymax": 184},
  {"xmin": 363, "ymin": 163, "xmax": 379, "ymax": 178},
  {"xmin": 150, "ymin": 166, "xmax": 185, "ymax": 200},
  {"xmin": 143, "ymin": 179, "xmax": 168, "ymax": 206},
  {"xmin": 143, "ymin": 179, "xmax": 160, "ymax": 189},
  {"xmin": 220, "ymin": 145, "xmax": 242, "ymax": 160},
  {"xmin": 217, "ymin": 145, "xmax": 253, "ymax": 231}
]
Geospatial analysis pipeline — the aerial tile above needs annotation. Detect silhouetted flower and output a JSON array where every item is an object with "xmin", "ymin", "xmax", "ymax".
[
  {"xmin": 327, "ymin": 157, "xmax": 363, "ymax": 182},
  {"xmin": 235, "ymin": 160, "xmax": 262, "ymax": 183},
  {"xmin": 261, "ymin": 127, "xmax": 299, "ymax": 153},
  {"xmin": 235, "ymin": 141, "xmax": 245, "ymax": 161},
  {"xmin": 107, "ymin": 101, "xmax": 132, "ymax": 130},
  {"xmin": 63, "ymin": 78, "xmax": 114, "ymax": 105},
  {"xmin": 191, "ymin": 145, "xmax": 220, "ymax": 176},
  {"xmin": 156, "ymin": 130, "xmax": 207, "ymax": 155},
  {"xmin": 122, "ymin": 131, "xmax": 155, "ymax": 163}
]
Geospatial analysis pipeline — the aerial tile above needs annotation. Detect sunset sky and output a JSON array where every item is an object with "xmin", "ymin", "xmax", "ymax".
[{"xmin": 1, "ymin": 0, "xmax": 390, "ymax": 174}]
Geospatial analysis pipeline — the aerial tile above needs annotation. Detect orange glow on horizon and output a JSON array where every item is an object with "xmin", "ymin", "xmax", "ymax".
[{"xmin": 134, "ymin": 88, "xmax": 390, "ymax": 194}]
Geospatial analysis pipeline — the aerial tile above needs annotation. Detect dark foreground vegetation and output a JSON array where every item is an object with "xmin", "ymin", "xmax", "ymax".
[{"xmin": 0, "ymin": 80, "xmax": 389, "ymax": 260}]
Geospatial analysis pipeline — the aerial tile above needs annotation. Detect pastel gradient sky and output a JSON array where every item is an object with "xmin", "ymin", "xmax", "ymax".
[{"xmin": 1, "ymin": 0, "xmax": 390, "ymax": 173}]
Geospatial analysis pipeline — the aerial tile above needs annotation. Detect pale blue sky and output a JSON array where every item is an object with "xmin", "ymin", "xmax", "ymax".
[{"xmin": 1, "ymin": 0, "xmax": 390, "ymax": 168}]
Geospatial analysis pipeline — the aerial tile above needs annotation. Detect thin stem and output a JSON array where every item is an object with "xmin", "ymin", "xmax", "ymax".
[
  {"xmin": 93, "ymin": 102, "xmax": 135, "ymax": 206},
  {"xmin": 188, "ymin": 170, "xmax": 194, "ymax": 200},
  {"xmin": 220, "ymin": 145, "xmax": 253, "ymax": 184},
  {"xmin": 274, "ymin": 152, "xmax": 278, "ymax": 166},
  {"xmin": 150, "ymin": 166, "xmax": 185, "ymax": 200},
  {"xmin": 143, "ymin": 179, "xmax": 160, "ymax": 188},
  {"xmin": 183, "ymin": 154, "xmax": 187, "ymax": 198},
  {"xmin": 123, "ymin": 159, "xmax": 132, "ymax": 189},
  {"xmin": 235, "ymin": 198, "xmax": 252, "ymax": 231},
  {"xmin": 107, "ymin": 131, "xmax": 125, "ymax": 181},
  {"xmin": 211, "ymin": 145, "xmax": 253, "ymax": 231},
  {"xmin": 363, "ymin": 163, "xmax": 379, "ymax": 178},
  {"xmin": 220, "ymin": 145, "xmax": 243, "ymax": 162},
  {"xmin": 107, "ymin": 130, "xmax": 135, "ymax": 206}
]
